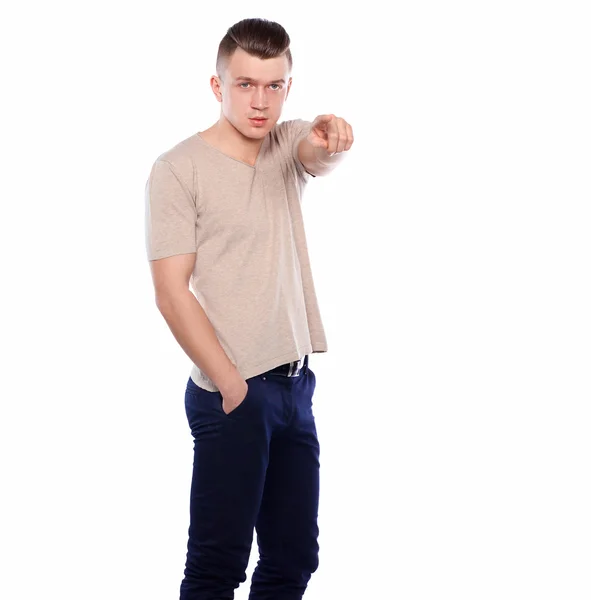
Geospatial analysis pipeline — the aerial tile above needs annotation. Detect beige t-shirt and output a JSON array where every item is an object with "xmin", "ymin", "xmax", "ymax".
[{"xmin": 145, "ymin": 119, "xmax": 328, "ymax": 391}]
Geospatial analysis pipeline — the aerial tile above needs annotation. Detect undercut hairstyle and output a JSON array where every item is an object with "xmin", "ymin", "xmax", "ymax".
[{"xmin": 216, "ymin": 18, "xmax": 293, "ymax": 80}]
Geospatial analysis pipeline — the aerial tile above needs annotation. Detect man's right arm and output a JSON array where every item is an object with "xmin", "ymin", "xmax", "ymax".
[{"xmin": 149, "ymin": 252, "xmax": 244, "ymax": 396}]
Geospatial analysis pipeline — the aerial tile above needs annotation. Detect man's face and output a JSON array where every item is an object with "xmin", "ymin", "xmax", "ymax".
[{"xmin": 215, "ymin": 47, "xmax": 292, "ymax": 138}]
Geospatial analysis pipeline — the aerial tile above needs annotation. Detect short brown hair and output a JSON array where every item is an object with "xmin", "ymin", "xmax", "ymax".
[{"xmin": 216, "ymin": 18, "xmax": 293, "ymax": 79}]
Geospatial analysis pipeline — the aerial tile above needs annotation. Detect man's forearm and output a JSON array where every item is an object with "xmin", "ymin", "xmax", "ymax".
[
  {"xmin": 298, "ymin": 137, "xmax": 346, "ymax": 176},
  {"xmin": 156, "ymin": 289, "xmax": 240, "ymax": 393}
]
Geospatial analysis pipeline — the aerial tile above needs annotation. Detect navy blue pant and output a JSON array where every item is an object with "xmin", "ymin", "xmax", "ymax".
[{"xmin": 180, "ymin": 356, "xmax": 319, "ymax": 599}]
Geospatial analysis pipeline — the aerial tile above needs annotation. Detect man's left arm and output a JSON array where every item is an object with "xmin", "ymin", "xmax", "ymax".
[{"xmin": 297, "ymin": 114, "xmax": 354, "ymax": 177}]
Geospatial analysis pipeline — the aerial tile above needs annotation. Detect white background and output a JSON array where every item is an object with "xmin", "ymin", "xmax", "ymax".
[{"xmin": 1, "ymin": 1, "xmax": 590, "ymax": 599}]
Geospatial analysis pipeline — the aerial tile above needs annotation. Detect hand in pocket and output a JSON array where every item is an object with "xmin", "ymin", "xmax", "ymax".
[{"xmin": 221, "ymin": 379, "xmax": 249, "ymax": 415}]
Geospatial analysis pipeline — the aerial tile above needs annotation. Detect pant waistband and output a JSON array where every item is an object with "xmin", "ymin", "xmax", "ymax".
[{"xmin": 267, "ymin": 354, "xmax": 308, "ymax": 377}]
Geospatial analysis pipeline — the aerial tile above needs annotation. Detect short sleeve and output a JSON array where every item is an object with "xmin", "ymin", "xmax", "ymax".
[
  {"xmin": 274, "ymin": 119, "xmax": 317, "ymax": 183},
  {"xmin": 289, "ymin": 119, "xmax": 317, "ymax": 181},
  {"xmin": 144, "ymin": 159, "xmax": 197, "ymax": 261}
]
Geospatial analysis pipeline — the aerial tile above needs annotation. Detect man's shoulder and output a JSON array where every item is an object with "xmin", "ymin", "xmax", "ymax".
[
  {"xmin": 272, "ymin": 118, "xmax": 312, "ymax": 139},
  {"xmin": 268, "ymin": 118, "xmax": 312, "ymax": 158},
  {"xmin": 151, "ymin": 132, "xmax": 201, "ymax": 180},
  {"xmin": 269, "ymin": 119, "xmax": 316, "ymax": 180}
]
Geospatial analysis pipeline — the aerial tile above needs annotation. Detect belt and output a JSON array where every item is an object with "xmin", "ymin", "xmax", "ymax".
[{"xmin": 268, "ymin": 354, "xmax": 308, "ymax": 377}]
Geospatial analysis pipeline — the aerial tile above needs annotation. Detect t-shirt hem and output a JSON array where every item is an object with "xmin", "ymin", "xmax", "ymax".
[
  {"xmin": 147, "ymin": 246, "xmax": 196, "ymax": 261},
  {"xmin": 189, "ymin": 341, "xmax": 328, "ymax": 392}
]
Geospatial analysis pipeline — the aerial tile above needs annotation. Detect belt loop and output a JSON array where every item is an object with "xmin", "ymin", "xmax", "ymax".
[{"xmin": 304, "ymin": 354, "xmax": 309, "ymax": 375}]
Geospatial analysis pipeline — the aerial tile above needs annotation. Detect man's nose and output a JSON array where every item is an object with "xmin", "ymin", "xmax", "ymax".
[{"xmin": 251, "ymin": 89, "xmax": 269, "ymax": 109}]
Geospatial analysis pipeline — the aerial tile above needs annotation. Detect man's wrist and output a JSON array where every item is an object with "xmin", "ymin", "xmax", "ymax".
[
  {"xmin": 312, "ymin": 142, "xmax": 346, "ymax": 166},
  {"xmin": 216, "ymin": 363, "xmax": 245, "ymax": 395}
]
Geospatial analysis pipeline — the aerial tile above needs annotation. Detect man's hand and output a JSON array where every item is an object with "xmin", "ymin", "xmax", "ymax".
[
  {"xmin": 307, "ymin": 114, "xmax": 354, "ymax": 156},
  {"xmin": 219, "ymin": 377, "xmax": 249, "ymax": 415}
]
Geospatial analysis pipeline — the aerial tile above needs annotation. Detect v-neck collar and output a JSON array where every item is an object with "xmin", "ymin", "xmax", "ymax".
[{"xmin": 196, "ymin": 131, "xmax": 267, "ymax": 170}]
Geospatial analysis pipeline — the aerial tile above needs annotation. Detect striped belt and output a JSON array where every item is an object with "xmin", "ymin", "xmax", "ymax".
[{"xmin": 268, "ymin": 354, "xmax": 308, "ymax": 377}]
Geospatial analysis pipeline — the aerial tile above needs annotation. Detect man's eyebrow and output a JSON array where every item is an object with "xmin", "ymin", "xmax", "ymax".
[{"xmin": 235, "ymin": 76, "xmax": 286, "ymax": 84}]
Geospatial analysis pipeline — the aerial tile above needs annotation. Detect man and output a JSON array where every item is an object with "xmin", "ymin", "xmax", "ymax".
[{"xmin": 145, "ymin": 17, "xmax": 354, "ymax": 600}]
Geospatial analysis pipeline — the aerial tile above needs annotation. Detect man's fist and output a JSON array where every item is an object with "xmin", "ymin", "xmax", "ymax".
[{"xmin": 307, "ymin": 114, "xmax": 354, "ymax": 156}]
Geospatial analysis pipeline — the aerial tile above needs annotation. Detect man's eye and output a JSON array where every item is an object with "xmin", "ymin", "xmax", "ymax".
[{"xmin": 239, "ymin": 83, "xmax": 281, "ymax": 89}]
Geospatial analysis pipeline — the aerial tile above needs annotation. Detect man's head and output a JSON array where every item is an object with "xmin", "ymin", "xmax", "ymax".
[{"xmin": 211, "ymin": 18, "xmax": 293, "ymax": 139}]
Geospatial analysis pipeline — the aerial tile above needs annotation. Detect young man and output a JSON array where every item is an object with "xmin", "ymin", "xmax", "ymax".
[{"xmin": 145, "ymin": 18, "xmax": 353, "ymax": 600}]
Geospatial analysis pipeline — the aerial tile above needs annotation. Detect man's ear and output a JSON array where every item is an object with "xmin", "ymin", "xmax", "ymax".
[{"xmin": 210, "ymin": 75, "xmax": 223, "ymax": 102}]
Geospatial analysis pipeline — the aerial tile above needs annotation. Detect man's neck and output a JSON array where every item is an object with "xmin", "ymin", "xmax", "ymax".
[{"xmin": 202, "ymin": 118, "xmax": 265, "ymax": 167}]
